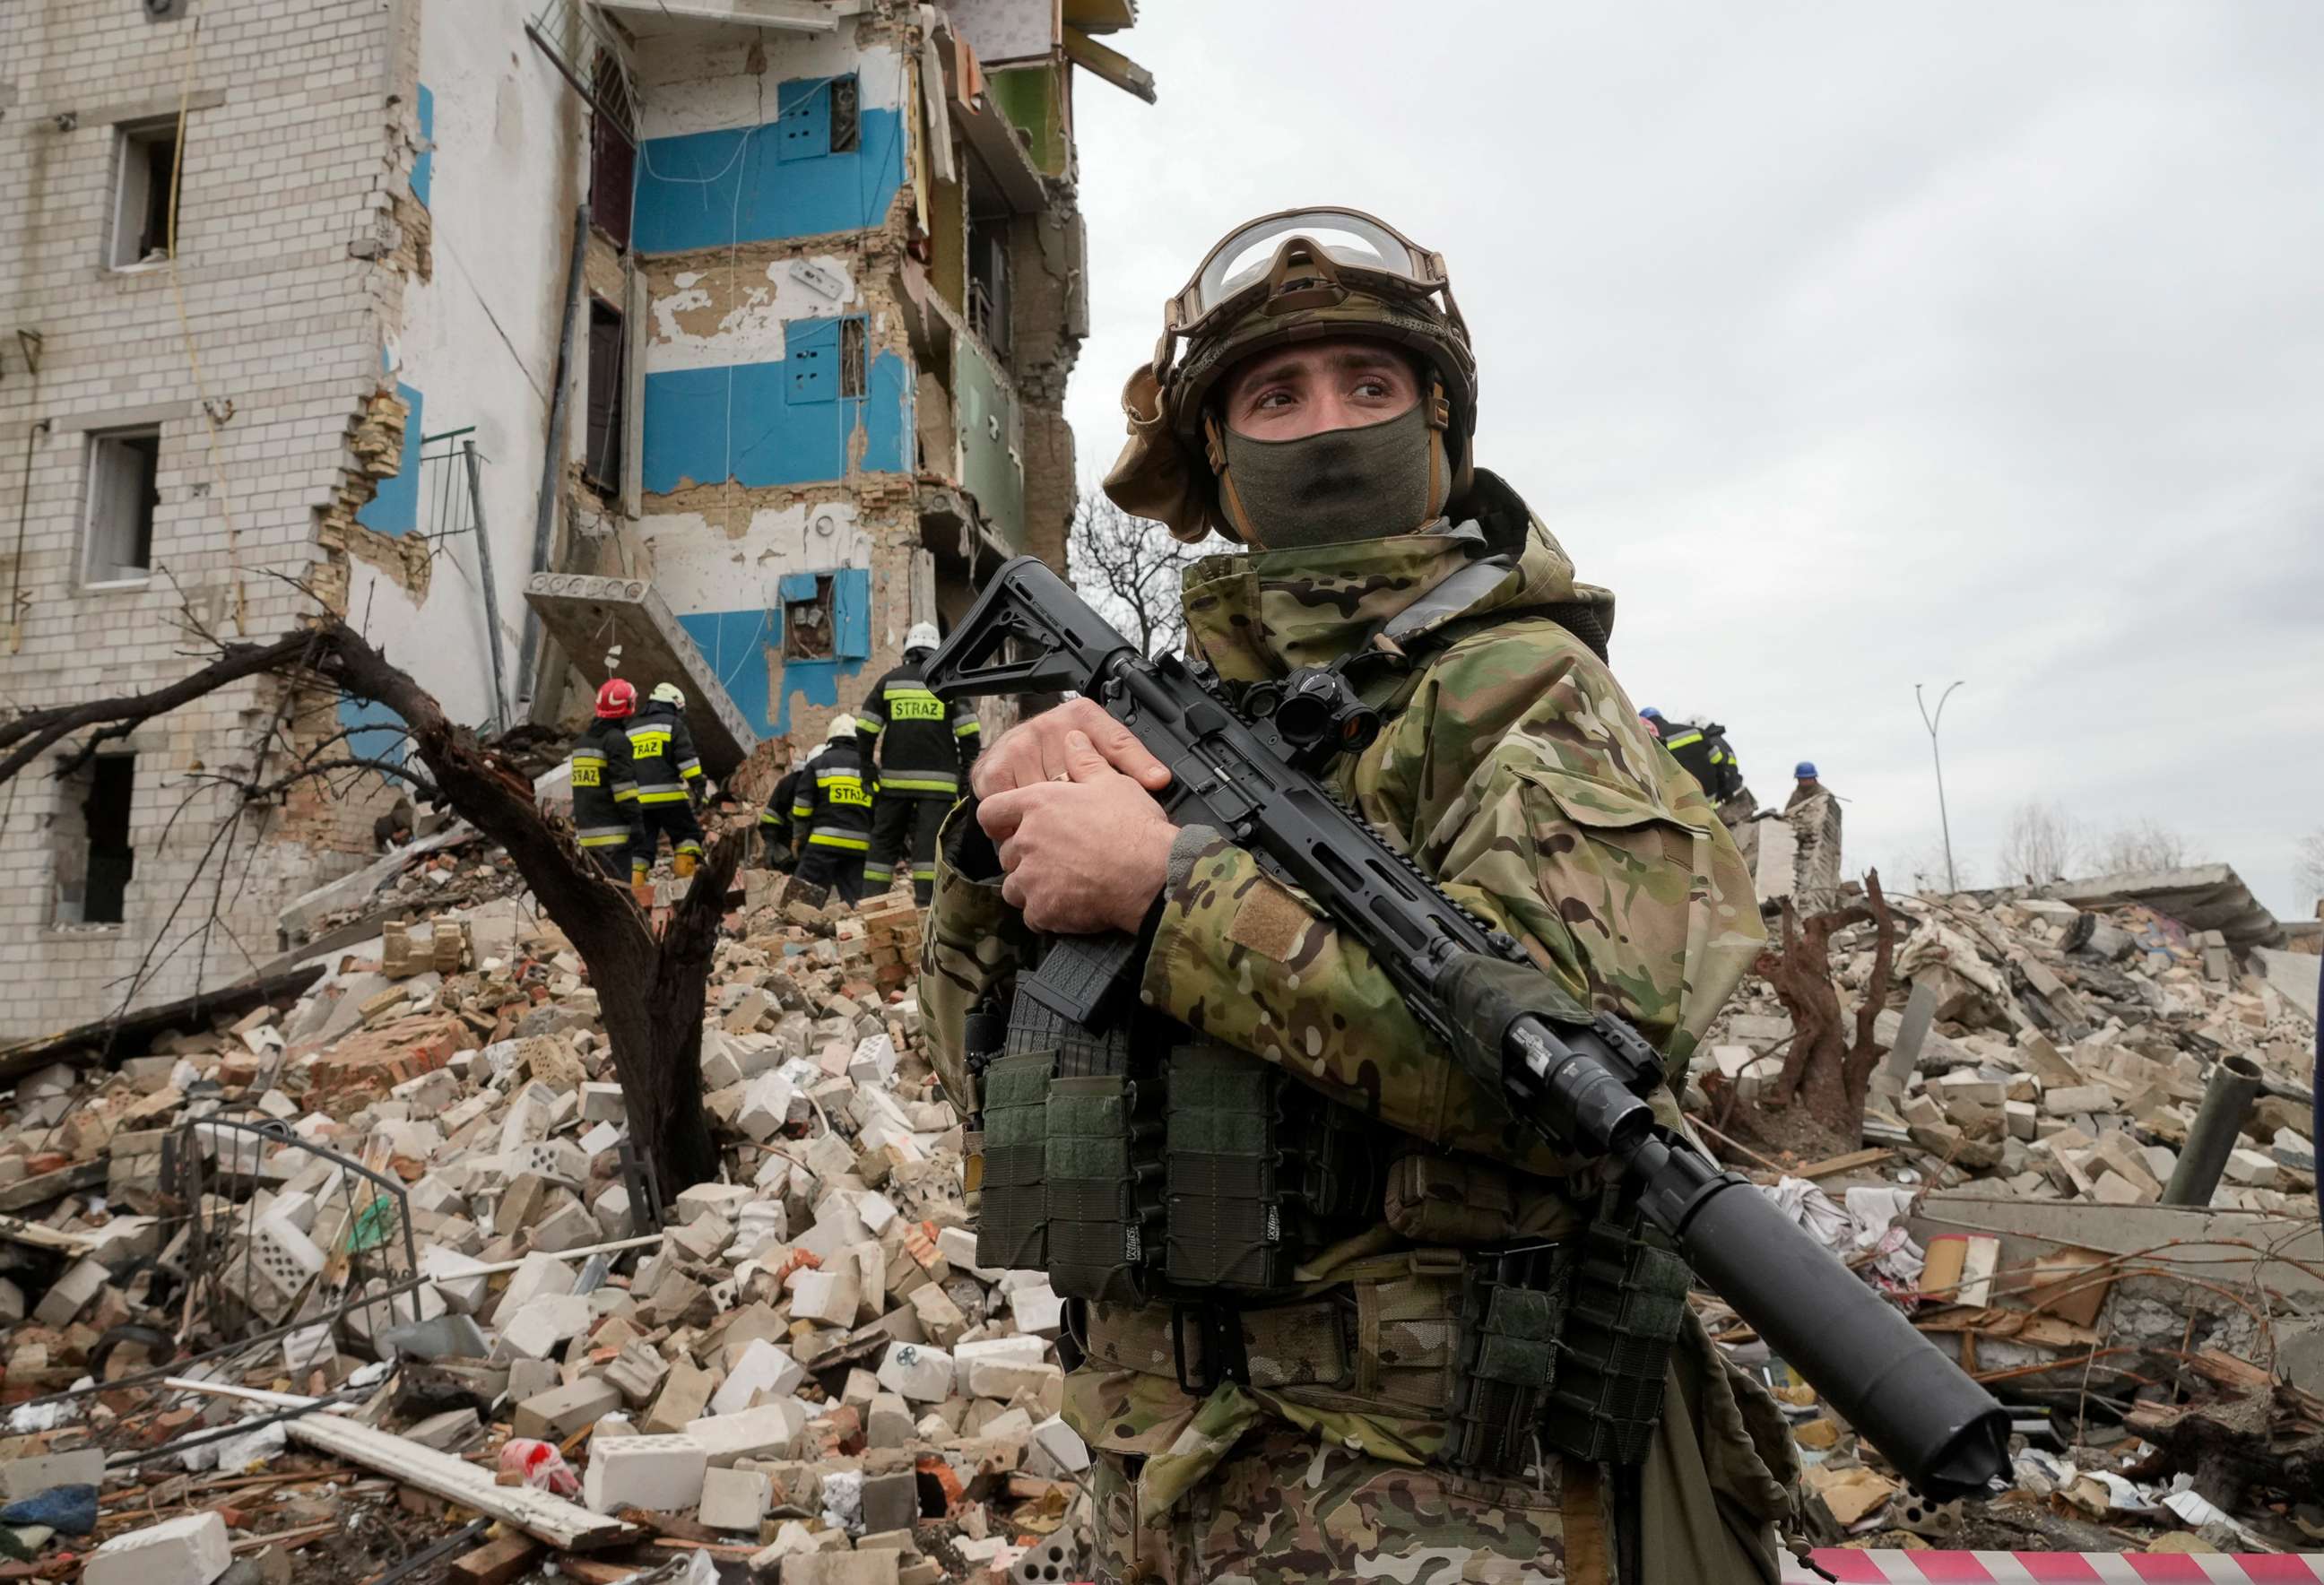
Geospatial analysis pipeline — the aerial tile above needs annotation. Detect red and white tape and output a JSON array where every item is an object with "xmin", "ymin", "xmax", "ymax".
[{"xmin": 1782, "ymin": 1553, "xmax": 2324, "ymax": 1582}]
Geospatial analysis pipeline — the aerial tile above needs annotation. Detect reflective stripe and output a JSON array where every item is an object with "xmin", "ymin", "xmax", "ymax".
[
  {"xmin": 862, "ymin": 863, "xmax": 895, "ymax": 881},
  {"xmin": 759, "ymin": 811, "xmax": 788, "ymax": 826},
  {"xmin": 809, "ymin": 830, "xmax": 871, "ymax": 850},
  {"xmin": 569, "ymin": 753, "xmax": 607, "ymax": 767},
  {"xmin": 679, "ymin": 759, "xmax": 702, "ymax": 777},
  {"xmin": 612, "ymin": 786, "xmax": 638, "ymax": 801},
  {"xmin": 636, "ymin": 788, "xmax": 691, "ymax": 804},
  {"xmin": 677, "ymin": 840, "xmax": 704, "ymax": 856},
  {"xmin": 954, "ymin": 719, "xmax": 982, "ymax": 736},
  {"xmin": 1661, "ymin": 731, "xmax": 1704, "ymax": 750},
  {"xmin": 578, "ymin": 827, "xmax": 633, "ymax": 846},
  {"xmin": 880, "ymin": 775, "xmax": 958, "ymax": 793},
  {"xmin": 909, "ymin": 865, "xmax": 937, "ymax": 881}
]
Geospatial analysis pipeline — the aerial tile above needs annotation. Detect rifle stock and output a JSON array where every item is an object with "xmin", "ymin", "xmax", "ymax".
[{"xmin": 924, "ymin": 555, "xmax": 2009, "ymax": 1498}]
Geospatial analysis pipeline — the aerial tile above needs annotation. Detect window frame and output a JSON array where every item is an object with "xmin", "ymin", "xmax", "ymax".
[
  {"xmin": 108, "ymin": 116, "xmax": 182, "ymax": 272},
  {"xmin": 80, "ymin": 424, "xmax": 162, "ymax": 590}
]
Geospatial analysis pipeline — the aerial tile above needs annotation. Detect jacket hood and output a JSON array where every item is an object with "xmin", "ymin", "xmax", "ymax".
[{"xmin": 1179, "ymin": 472, "xmax": 1616, "ymax": 684}]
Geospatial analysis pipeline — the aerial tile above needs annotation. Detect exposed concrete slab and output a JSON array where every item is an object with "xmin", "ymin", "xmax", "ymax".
[
  {"xmin": 1905, "ymin": 1190, "xmax": 2324, "ymax": 1301},
  {"xmin": 523, "ymin": 574, "xmax": 758, "ymax": 778},
  {"xmin": 2038, "ymin": 863, "xmax": 2284, "ymax": 949}
]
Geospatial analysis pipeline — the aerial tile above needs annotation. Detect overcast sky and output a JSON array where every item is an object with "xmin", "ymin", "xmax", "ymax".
[{"xmin": 1058, "ymin": 2, "xmax": 2324, "ymax": 918}]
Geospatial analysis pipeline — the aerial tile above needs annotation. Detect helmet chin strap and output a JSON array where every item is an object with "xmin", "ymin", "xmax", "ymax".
[{"xmin": 1205, "ymin": 377, "xmax": 1453, "ymax": 547}]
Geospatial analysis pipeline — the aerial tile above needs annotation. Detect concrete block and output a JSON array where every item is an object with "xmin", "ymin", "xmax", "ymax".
[
  {"xmin": 685, "ymin": 1400, "xmax": 807, "ymax": 1467},
  {"xmin": 582, "ymin": 1434, "xmax": 707, "ymax": 1514},
  {"xmin": 490, "ymin": 1250, "xmax": 577, "ymax": 1326},
  {"xmin": 2041, "ymin": 1085, "xmax": 2114, "ymax": 1116},
  {"xmin": 779, "ymin": 1555, "xmax": 899, "ymax": 1585},
  {"xmin": 0, "ymin": 1448, "xmax": 105, "ymax": 1501},
  {"xmin": 700, "ymin": 1465, "xmax": 771, "ymax": 1531},
  {"xmin": 500, "ymin": 1294, "xmax": 593, "ymax": 1359},
  {"xmin": 515, "ymin": 1378, "xmax": 621, "ymax": 1440},
  {"xmin": 644, "ymin": 1358, "xmax": 715, "ymax": 1434},
  {"xmin": 83, "ymin": 1512, "xmax": 231, "ymax": 1585},
  {"xmin": 865, "ymin": 1391, "xmax": 913, "ymax": 1449},
  {"xmin": 2224, "ymin": 1148, "xmax": 2280, "ymax": 1189},
  {"xmin": 790, "ymin": 1266, "xmax": 860, "ymax": 1328},
  {"xmin": 859, "ymin": 1468, "xmax": 918, "ymax": 1533},
  {"xmin": 875, "ymin": 1341, "xmax": 953, "ymax": 1403},
  {"xmin": 967, "ymin": 1356, "xmax": 1063, "ymax": 1407},
  {"xmin": 710, "ymin": 1337, "xmax": 805, "ymax": 1415},
  {"xmin": 1027, "ymin": 1414, "xmax": 1090, "ymax": 1477},
  {"xmin": 580, "ymin": 1083, "xmax": 626, "ymax": 1122},
  {"xmin": 952, "ymin": 1335, "xmax": 1046, "ymax": 1397},
  {"xmin": 33, "ymin": 1258, "xmax": 110, "ymax": 1327},
  {"xmin": 1008, "ymin": 1282, "xmax": 1063, "ymax": 1335},
  {"xmin": 2003, "ymin": 1100, "xmax": 2038, "ymax": 1140}
]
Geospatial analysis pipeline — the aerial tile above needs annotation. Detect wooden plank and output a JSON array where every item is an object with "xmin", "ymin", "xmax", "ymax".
[
  {"xmin": 448, "ymin": 1532, "xmax": 542, "ymax": 1585},
  {"xmin": 286, "ymin": 1415, "xmax": 635, "ymax": 1551},
  {"xmin": 1796, "ymin": 1148, "xmax": 1895, "ymax": 1180}
]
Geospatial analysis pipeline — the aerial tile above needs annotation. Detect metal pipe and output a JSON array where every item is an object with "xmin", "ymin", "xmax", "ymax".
[
  {"xmin": 2162, "ymin": 1052, "xmax": 2264, "ymax": 1207},
  {"xmin": 464, "ymin": 439, "xmax": 511, "ymax": 731},
  {"xmin": 517, "ymin": 204, "xmax": 590, "ymax": 719}
]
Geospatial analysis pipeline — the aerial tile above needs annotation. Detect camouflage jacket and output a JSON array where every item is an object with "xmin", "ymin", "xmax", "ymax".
[{"xmin": 921, "ymin": 507, "xmax": 1767, "ymax": 1514}]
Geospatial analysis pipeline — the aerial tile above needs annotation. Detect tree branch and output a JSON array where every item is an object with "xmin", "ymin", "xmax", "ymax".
[{"xmin": 0, "ymin": 631, "xmax": 318, "ymax": 786}]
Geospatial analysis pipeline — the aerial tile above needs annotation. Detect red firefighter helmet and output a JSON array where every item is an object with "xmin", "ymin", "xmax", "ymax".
[{"xmin": 594, "ymin": 679, "xmax": 638, "ymax": 719}]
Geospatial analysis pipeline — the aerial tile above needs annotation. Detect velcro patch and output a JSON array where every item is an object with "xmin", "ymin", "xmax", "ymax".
[{"xmin": 1226, "ymin": 877, "xmax": 1318, "ymax": 963}]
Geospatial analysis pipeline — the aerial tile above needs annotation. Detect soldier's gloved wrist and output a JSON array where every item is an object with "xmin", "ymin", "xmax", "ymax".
[{"xmin": 1166, "ymin": 824, "xmax": 1224, "ymax": 892}]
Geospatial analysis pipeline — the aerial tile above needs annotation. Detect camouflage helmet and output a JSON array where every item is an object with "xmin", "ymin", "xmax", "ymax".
[{"xmin": 1103, "ymin": 207, "xmax": 1479, "ymax": 543}]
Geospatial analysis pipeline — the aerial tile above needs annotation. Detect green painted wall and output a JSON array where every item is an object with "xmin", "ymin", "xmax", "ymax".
[
  {"xmin": 987, "ymin": 64, "xmax": 1065, "ymax": 178},
  {"xmin": 955, "ymin": 338, "xmax": 1026, "ymax": 549}
]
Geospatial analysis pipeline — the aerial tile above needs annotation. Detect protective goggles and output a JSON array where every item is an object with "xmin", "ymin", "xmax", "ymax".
[{"xmin": 1156, "ymin": 207, "xmax": 1463, "ymax": 374}]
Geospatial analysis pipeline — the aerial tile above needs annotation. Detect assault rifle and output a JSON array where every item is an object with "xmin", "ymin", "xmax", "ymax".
[{"xmin": 923, "ymin": 555, "xmax": 2010, "ymax": 1499}]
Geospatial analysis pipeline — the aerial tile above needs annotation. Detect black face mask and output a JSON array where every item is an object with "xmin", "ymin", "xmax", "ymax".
[{"xmin": 1218, "ymin": 403, "xmax": 1435, "ymax": 549}]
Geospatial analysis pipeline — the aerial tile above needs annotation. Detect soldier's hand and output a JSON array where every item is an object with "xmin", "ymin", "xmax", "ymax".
[
  {"xmin": 969, "ymin": 697, "xmax": 1171, "ymax": 800},
  {"xmin": 979, "ymin": 730, "xmax": 1176, "ymax": 934}
]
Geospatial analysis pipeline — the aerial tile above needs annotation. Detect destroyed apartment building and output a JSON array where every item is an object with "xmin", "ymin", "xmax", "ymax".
[{"xmin": 0, "ymin": 0, "xmax": 1149, "ymax": 1037}]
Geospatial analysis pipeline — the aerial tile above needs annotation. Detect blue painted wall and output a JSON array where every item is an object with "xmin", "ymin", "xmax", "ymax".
[
  {"xmin": 357, "ymin": 382, "xmax": 425, "ymax": 535},
  {"xmin": 675, "ymin": 567, "xmax": 872, "ymax": 736},
  {"xmin": 411, "ymin": 83, "xmax": 434, "ymax": 209},
  {"xmin": 640, "ymin": 342, "xmax": 910, "ymax": 494},
  {"xmin": 337, "ymin": 697, "xmax": 410, "ymax": 767},
  {"xmin": 632, "ymin": 79, "xmax": 902, "ymax": 253}
]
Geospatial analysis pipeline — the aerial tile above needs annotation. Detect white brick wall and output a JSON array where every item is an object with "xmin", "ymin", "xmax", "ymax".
[{"xmin": 0, "ymin": 0, "xmax": 414, "ymax": 1034}]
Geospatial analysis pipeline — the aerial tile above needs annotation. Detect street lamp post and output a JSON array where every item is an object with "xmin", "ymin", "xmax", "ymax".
[{"xmin": 1915, "ymin": 680, "xmax": 1964, "ymax": 892}]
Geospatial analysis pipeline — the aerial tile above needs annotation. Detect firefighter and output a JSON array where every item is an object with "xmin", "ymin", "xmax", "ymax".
[
  {"xmin": 759, "ymin": 753, "xmax": 811, "ymax": 871},
  {"xmin": 627, "ymin": 681, "xmax": 707, "ymax": 888},
  {"xmin": 790, "ymin": 713, "xmax": 874, "ymax": 904},
  {"xmin": 1651, "ymin": 712, "xmax": 1747, "ymax": 804},
  {"xmin": 857, "ymin": 622, "xmax": 979, "ymax": 905},
  {"xmin": 568, "ymin": 680, "xmax": 646, "ymax": 890}
]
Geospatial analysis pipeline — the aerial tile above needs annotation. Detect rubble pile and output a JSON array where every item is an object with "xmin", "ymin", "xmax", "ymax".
[
  {"xmin": 0, "ymin": 880, "xmax": 1087, "ymax": 1585},
  {"xmin": 0, "ymin": 844, "xmax": 2317, "ymax": 1578},
  {"xmin": 1693, "ymin": 885, "xmax": 2323, "ymax": 1554}
]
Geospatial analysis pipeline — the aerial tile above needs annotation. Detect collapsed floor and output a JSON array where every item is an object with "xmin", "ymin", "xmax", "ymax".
[{"xmin": 0, "ymin": 820, "xmax": 2316, "ymax": 1582}]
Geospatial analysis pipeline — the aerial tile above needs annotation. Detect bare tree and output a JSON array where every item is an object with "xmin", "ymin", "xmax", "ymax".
[
  {"xmin": 1067, "ymin": 492, "xmax": 1218, "ymax": 657},
  {"xmin": 1753, "ymin": 869, "xmax": 1897, "ymax": 1147},
  {"xmin": 0, "ymin": 615, "xmax": 728, "ymax": 1199},
  {"xmin": 1997, "ymin": 800, "xmax": 2080, "ymax": 887},
  {"xmin": 2088, "ymin": 818, "xmax": 2193, "ymax": 875},
  {"xmin": 2294, "ymin": 828, "xmax": 2324, "ymax": 912}
]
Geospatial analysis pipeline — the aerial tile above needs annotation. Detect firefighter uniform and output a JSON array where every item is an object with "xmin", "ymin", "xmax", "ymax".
[
  {"xmin": 566, "ymin": 716, "xmax": 642, "ymax": 880},
  {"xmin": 626, "ymin": 697, "xmax": 705, "ymax": 878},
  {"xmin": 759, "ymin": 761, "xmax": 805, "ymax": 870},
  {"xmin": 1658, "ymin": 718, "xmax": 1746, "ymax": 804},
  {"xmin": 857, "ymin": 654, "xmax": 979, "ymax": 905},
  {"xmin": 792, "ymin": 735, "xmax": 874, "ymax": 904}
]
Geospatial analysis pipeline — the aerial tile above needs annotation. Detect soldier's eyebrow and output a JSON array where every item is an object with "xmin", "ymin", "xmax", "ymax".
[{"xmin": 1230, "ymin": 347, "xmax": 1415, "ymax": 399}]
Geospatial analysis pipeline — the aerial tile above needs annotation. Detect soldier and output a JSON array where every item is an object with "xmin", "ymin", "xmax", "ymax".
[
  {"xmin": 921, "ymin": 209, "xmax": 1798, "ymax": 1582},
  {"xmin": 626, "ymin": 681, "xmax": 707, "ymax": 886},
  {"xmin": 567, "ymin": 680, "xmax": 646, "ymax": 893},
  {"xmin": 858, "ymin": 621, "xmax": 981, "ymax": 905},
  {"xmin": 789, "ymin": 713, "xmax": 874, "ymax": 904}
]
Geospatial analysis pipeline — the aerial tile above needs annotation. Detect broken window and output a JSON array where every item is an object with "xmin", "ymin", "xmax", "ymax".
[
  {"xmin": 839, "ymin": 318, "xmax": 867, "ymax": 400},
  {"xmin": 968, "ymin": 219, "xmax": 1012, "ymax": 359},
  {"xmin": 584, "ymin": 300, "xmax": 626, "ymax": 495},
  {"xmin": 109, "ymin": 118, "xmax": 180, "ymax": 268},
  {"xmin": 82, "ymin": 426, "xmax": 160, "ymax": 585},
  {"xmin": 829, "ymin": 75, "xmax": 860, "ymax": 154},
  {"xmin": 55, "ymin": 754, "xmax": 136, "ymax": 926},
  {"xmin": 783, "ymin": 576, "xmax": 837, "ymax": 660},
  {"xmin": 589, "ymin": 51, "xmax": 637, "ymax": 248}
]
